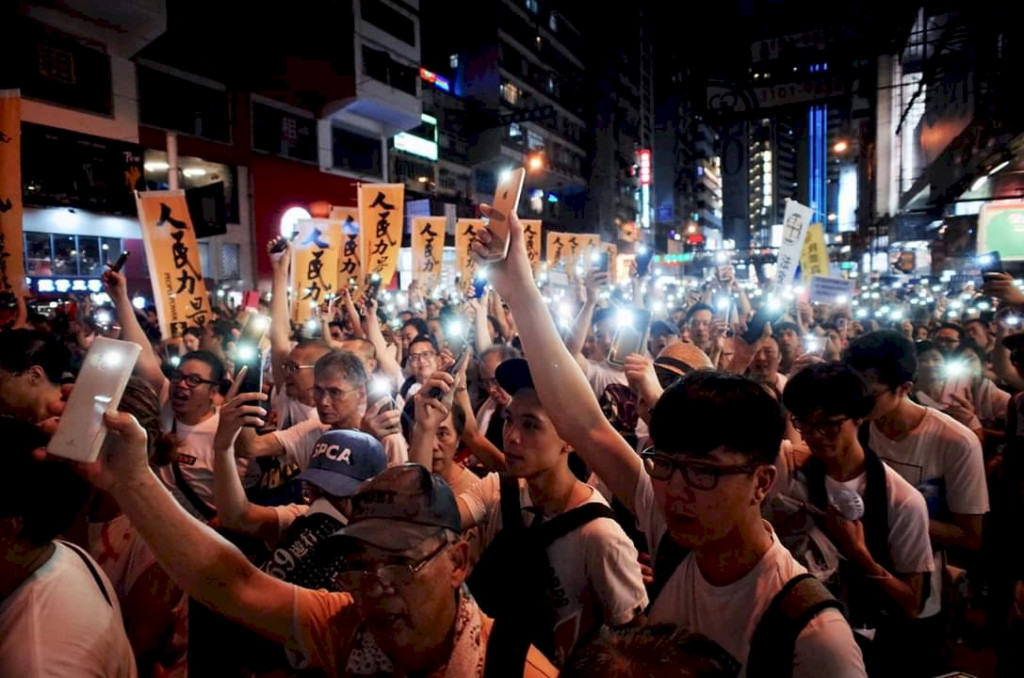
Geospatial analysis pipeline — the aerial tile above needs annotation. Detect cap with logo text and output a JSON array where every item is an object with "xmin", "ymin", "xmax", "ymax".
[{"xmin": 296, "ymin": 429, "xmax": 387, "ymax": 499}]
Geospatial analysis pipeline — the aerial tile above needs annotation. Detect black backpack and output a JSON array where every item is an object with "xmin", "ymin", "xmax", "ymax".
[{"xmin": 466, "ymin": 476, "xmax": 616, "ymax": 664}]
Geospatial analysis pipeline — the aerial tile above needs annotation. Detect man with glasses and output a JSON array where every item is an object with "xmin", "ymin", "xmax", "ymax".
[
  {"xmin": 844, "ymin": 330, "xmax": 988, "ymax": 665},
  {"xmin": 400, "ymin": 336, "xmax": 440, "ymax": 400},
  {"xmin": 931, "ymin": 323, "xmax": 964, "ymax": 354},
  {"xmin": 75, "ymin": 414, "xmax": 556, "ymax": 676},
  {"xmin": 779, "ymin": 363, "xmax": 933, "ymax": 675},
  {"xmin": 476, "ymin": 212, "xmax": 864, "ymax": 676}
]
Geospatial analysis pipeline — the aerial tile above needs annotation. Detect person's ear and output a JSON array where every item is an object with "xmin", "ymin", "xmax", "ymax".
[
  {"xmin": 448, "ymin": 540, "xmax": 470, "ymax": 587},
  {"xmin": 897, "ymin": 382, "xmax": 914, "ymax": 398},
  {"xmin": 368, "ymin": 359, "xmax": 379, "ymax": 374},
  {"xmin": 28, "ymin": 365, "xmax": 46, "ymax": 385},
  {"xmin": 753, "ymin": 464, "xmax": 777, "ymax": 504}
]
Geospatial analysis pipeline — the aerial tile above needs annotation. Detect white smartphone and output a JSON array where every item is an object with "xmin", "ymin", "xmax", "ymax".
[
  {"xmin": 482, "ymin": 168, "xmax": 526, "ymax": 261},
  {"xmin": 47, "ymin": 337, "xmax": 141, "ymax": 463}
]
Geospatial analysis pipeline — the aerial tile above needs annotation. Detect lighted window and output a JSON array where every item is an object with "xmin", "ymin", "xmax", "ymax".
[
  {"xmin": 500, "ymin": 82, "xmax": 521, "ymax": 105},
  {"xmin": 549, "ymin": 14, "xmax": 557, "ymax": 31},
  {"xmin": 525, "ymin": 0, "xmax": 538, "ymax": 14},
  {"xmin": 450, "ymin": 54, "xmax": 459, "ymax": 69}
]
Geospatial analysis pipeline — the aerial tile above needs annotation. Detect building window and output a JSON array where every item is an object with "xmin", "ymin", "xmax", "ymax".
[
  {"xmin": 52, "ymin": 235, "xmax": 78, "ymax": 277},
  {"xmin": 24, "ymin": 233, "xmax": 52, "ymax": 276},
  {"xmin": 500, "ymin": 82, "xmax": 521, "ymax": 106},
  {"xmin": 332, "ymin": 126, "xmax": 383, "ymax": 177},
  {"xmin": 362, "ymin": 46, "xmax": 417, "ymax": 96},
  {"xmin": 524, "ymin": 0, "xmax": 539, "ymax": 14},
  {"xmin": 546, "ymin": 75, "xmax": 555, "ymax": 94},
  {"xmin": 360, "ymin": 0, "xmax": 416, "ymax": 46},
  {"xmin": 509, "ymin": 123, "xmax": 522, "ymax": 137},
  {"xmin": 220, "ymin": 243, "xmax": 241, "ymax": 280},
  {"xmin": 20, "ymin": 19, "xmax": 113, "ymax": 116},
  {"xmin": 137, "ymin": 65, "xmax": 231, "ymax": 143},
  {"xmin": 450, "ymin": 54, "xmax": 459, "ymax": 69}
]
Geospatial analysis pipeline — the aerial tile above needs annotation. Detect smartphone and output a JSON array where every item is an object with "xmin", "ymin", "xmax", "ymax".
[
  {"xmin": 472, "ymin": 271, "xmax": 488, "ymax": 299},
  {"xmin": 636, "ymin": 247, "xmax": 654, "ymax": 277},
  {"xmin": 482, "ymin": 168, "xmax": 526, "ymax": 261},
  {"xmin": 369, "ymin": 377, "xmax": 395, "ymax": 412},
  {"xmin": 236, "ymin": 314, "xmax": 269, "ymax": 396},
  {"xmin": 109, "ymin": 251, "xmax": 130, "ymax": 273},
  {"xmin": 427, "ymin": 346, "xmax": 470, "ymax": 401},
  {"xmin": 742, "ymin": 304, "xmax": 786, "ymax": 345},
  {"xmin": 595, "ymin": 250, "xmax": 610, "ymax": 274},
  {"xmin": 365, "ymin": 273, "xmax": 383, "ymax": 301},
  {"xmin": 46, "ymin": 338, "xmax": 141, "ymax": 463},
  {"xmin": 713, "ymin": 295, "xmax": 732, "ymax": 323},
  {"xmin": 270, "ymin": 231, "xmax": 299, "ymax": 254},
  {"xmin": 608, "ymin": 307, "xmax": 653, "ymax": 366},
  {"xmin": 979, "ymin": 251, "xmax": 1004, "ymax": 276}
]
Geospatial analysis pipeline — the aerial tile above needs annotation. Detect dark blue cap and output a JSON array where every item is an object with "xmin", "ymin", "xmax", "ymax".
[{"xmin": 296, "ymin": 429, "xmax": 387, "ymax": 498}]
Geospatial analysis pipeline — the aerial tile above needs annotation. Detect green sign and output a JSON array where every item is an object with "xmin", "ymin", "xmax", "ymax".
[{"xmin": 978, "ymin": 202, "xmax": 1024, "ymax": 262}]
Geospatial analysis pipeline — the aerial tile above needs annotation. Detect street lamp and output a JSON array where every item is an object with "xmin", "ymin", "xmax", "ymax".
[
  {"xmin": 528, "ymin": 153, "xmax": 544, "ymax": 172},
  {"xmin": 833, "ymin": 140, "xmax": 849, "ymax": 153}
]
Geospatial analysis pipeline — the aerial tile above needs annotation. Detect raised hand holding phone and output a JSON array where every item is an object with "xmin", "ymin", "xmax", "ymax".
[
  {"xmin": 478, "ymin": 168, "xmax": 526, "ymax": 262},
  {"xmin": 214, "ymin": 366, "xmax": 269, "ymax": 451}
]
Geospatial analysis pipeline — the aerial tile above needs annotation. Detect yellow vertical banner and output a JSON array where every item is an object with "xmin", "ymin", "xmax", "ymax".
[
  {"xmin": 546, "ymin": 231, "xmax": 569, "ymax": 271},
  {"xmin": 330, "ymin": 206, "xmax": 362, "ymax": 293},
  {"xmin": 567, "ymin": 233, "xmax": 600, "ymax": 277},
  {"xmin": 135, "ymin": 190, "xmax": 214, "ymax": 339},
  {"xmin": 800, "ymin": 223, "xmax": 829, "ymax": 281},
  {"xmin": 520, "ymin": 219, "xmax": 543, "ymax": 276},
  {"xmin": 412, "ymin": 216, "xmax": 446, "ymax": 290},
  {"xmin": 455, "ymin": 219, "xmax": 486, "ymax": 291},
  {"xmin": 290, "ymin": 219, "xmax": 342, "ymax": 323},
  {"xmin": 0, "ymin": 90, "xmax": 26, "ymax": 295},
  {"xmin": 602, "ymin": 242, "xmax": 618, "ymax": 283},
  {"xmin": 358, "ymin": 184, "xmax": 404, "ymax": 286}
]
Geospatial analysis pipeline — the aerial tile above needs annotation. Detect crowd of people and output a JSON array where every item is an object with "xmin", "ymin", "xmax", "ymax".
[{"xmin": 1, "ymin": 209, "xmax": 1023, "ymax": 678}]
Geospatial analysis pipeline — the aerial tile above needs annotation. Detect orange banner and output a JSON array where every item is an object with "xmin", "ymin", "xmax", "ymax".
[
  {"xmin": 412, "ymin": 216, "xmax": 445, "ymax": 290},
  {"xmin": 290, "ymin": 218, "xmax": 342, "ymax": 323},
  {"xmin": 520, "ymin": 219, "xmax": 543, "ymax": 276},
  {"xmin": 330, "ymin": 206, "xmax": 362, "ymax": 292},
  {"xmin": 546, "ymin": 231, "xmax": 570, "ymax": 271},
  {"xmin": 0, "ymin": 91, "xmax": 25, "ymax": 295},
  {"xmin": 602, "ymin": 242, "xmax": 618, "ymax": 283},
  {"xmin": 567, "ymin": 233, "xmax": 600, "ymax": 279},
  {"xmin": 455, "ymin": 219, "xmax": 486, "ymax": 292},
  {"xmin": 358, "ymin": 184, "xmax": 404, "ymax": 287},
  {"xmin": 135, "ymin": 191, "xmax": 213, "ymax": 339}
]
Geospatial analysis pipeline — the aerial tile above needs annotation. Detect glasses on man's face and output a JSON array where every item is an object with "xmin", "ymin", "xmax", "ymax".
[
  {"xmin": 408, "ymin": 351, "xmax": 437, "ymax": 364},
  {"xmin": 169, "ymin": 371, "xmax": 218, "ymax": 388},
  {"xmin": 790, "ymin": 415, "xmax": 850, "ymax": 437},
  {"xmin": 284, "ymin": 361, "xmax": 316, "ymax": 374},
  {"xmin": 640, "ymin": 448, "xmax": 761, "ymax": 490},
  {"xmin": 334, "ymin": 540, "xmax": 449, "ymax": 592},
  {"xmin": 313, "ymin": 384, "xmax": 360, "ymax": 401}
]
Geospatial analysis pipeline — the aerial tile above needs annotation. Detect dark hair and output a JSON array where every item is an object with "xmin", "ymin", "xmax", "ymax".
[
  {"xmin": 314, "ymin": 349, "xmax": 368, "ymax": 386},
  {"xmin": 774, "ymin": 321, "xmax": 801, "ymax": 337},
  {"xmin": 684, "ymin": 303, "xmax": 714, "ymax": 324},
  {"xmin": 0, "ymin": 417, "xmax": 91, "ymax": 546},
  {"xmin": 783, "ymin": 363, "xmax": 875, "ymax": 421},
  {"xmin": 180, "ymin": 350, "xmax": 226, "ymax": 384},
  {"xmin": 914, "ymin": 340, "xmax": 943, "ymax": 357},
  {"xmin": 402, "ymin": 318, "xmax": 430, "ymax": 337},
  {"xmin": 843, "ymin": 330, "xmax": 917, "ymax": 389},
  {"xmin": 408, "ymin": 334, "xmax": 439, "ymax": 355},
  {"xmin": 562, "ymin": 624, "xmax": 739, "ymax": 678},
  {"xmin": 954, "ymin": 341, "xmax": 986, "ymax": 362},
  {"xmin": 649, "ymin": 371, "xmax": 783, "ymax": 465},
  {"xmin": 934, "ymin": 323, "xmax": 965, "ymax": 341},
  {"xmin": 963, "ymin": 318, "xmax": 988, "ymax": 330},
  {"xmin": 183, "ymin": 327, "xmax": 203, "ymax": 340},
  {"xmin": 119, "ymin": 377, "xmax": 178, "ymax": 465},
  {"xmin": 0, "ymin": 329, "xmax": 70, "ymax": 384}
]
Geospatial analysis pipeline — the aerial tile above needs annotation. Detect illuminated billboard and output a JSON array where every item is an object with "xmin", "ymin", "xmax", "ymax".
[
  {"xmin": 978, "ymin": 201, "xmax": 1024, "ymax": 261},
  {"xmin": 393, "ymin": 114, "xmax": 438, "ymax": 161}
]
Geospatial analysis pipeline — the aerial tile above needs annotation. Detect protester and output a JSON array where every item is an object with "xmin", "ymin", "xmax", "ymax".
[
  {"xmin": 562, "ymin": 624, "xmax": 740, "ymax": 678},
  {"xmin": 0, "ymin": 328, "xmax": 67, "ymax": 423},
  {"xmin": 649, "ymin": 320, "xmax": 682, "ymax": 357},
  {"xmin": 775, "ymin": 321, "xmax": 804, "ymax": 376}
]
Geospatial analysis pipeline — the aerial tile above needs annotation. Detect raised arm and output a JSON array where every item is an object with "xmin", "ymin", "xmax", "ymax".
[
  {"xmin": 476, "ymin": 209, "xmax": 643, "ymax": 512},
  {"xmin": 341, "ymin": 288, "xmax": 366, "ymax": 339},
  {"xmin": 466, "ymin": 299, "xmax": 491, "ymax": 355},
  {"xmin": 566, "ymin": 271, "xmax": 606, "ymax": 366},
  {"xmin": 488, "ymin": 290, "xmax": 513, "ymax": 342},
  {"xmin": 84, "ymin": 412, "xmax": 296, "ymax": 644},
  {"xmin": 268, "ymin": 239, "xmax": 292, "ymax": 389},
  {"xmin": 102, "ymin": 268, "xmax": 167, "ymax": 398},
  {"xmin": 363, "ymin": 299, "xmax": 403, "ymax": 389}
]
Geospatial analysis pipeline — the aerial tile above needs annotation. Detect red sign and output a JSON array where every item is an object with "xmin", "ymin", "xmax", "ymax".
[{"xmin": 637, "ymin": 149, "xmax": 652, "ymax": 186}]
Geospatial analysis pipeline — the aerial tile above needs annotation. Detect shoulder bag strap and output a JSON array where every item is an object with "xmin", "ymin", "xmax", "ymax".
[{"xmin": 60, "ymin": 541, "xmax": 113, "ymax": 607}]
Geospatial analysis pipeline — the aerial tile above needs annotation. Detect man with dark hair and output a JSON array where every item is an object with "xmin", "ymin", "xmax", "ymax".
[
  {"xmin": 683, "ymin": 303, "xmax": 714, "ymax": 355},
  {"xmin": 0, "ymin": 417, "xmax": 135, "ymax": 675},
  {"xmin": 563, "ymin": 625, "xmax": 739, "ymax": 678},
  {"xmin": 963, "ymin": 318, "xmax": 993, "ymax": 356},
  {"xmin": 401, "ymin": 335, "xmax": 440, "ymax": 400},
  {"xmin": 748, "ymin": 334, "xmax": 785, "ymax": 398},
  {"xmin": 932, "ymin": 323, "xmax": 964, "ymax": 353},
  {"xmin": 775, "ymin": 321, "xmax": 804, "ymax": 376},
  {"xmin": 0, "ymin": 328, "xmax": 68, "ymax": 422},
  {"xmin": 779, "ymin": 363, "xmax": 934, "ymax": 674},
  {"xmin": 477, "ymin": 213, "xmax": 864, "ymax": 676},
  {"xmin": 844, "ymin": 330, "xmax": 987, "ymax": 640},
  {"xmin": 649, "ymin": 320, "xmax": 681, "ymax": 357},
  {"xmin": 399, "ymin": 318, "xmax": 430, "ymax": 353}
]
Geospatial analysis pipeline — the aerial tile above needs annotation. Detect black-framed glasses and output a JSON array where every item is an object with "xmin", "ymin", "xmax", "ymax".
[
  {"xmin": 640, "ymin": 448, "xmax": 761, "ymax": 490},
  {"xmin": 169, "ymin": 371, "xmax": 218, "ymax": 388},
  {"xmin": 334, "ymin": 539, "xmax": 449, "ymax": 591},
  {"xmin": 312, "ymin": 384, "xmax": 361, "ymax": 401},
  {"xmin": 283, "ymin": 361, "xmax": 316, "ymax": 374},
  {"xmin": 408, "ymin": 350, "xmax": 437, "ymax": 363},
  {"xmin": 789, "ymin": 415, "xmax": 850, "ymax": 437}
]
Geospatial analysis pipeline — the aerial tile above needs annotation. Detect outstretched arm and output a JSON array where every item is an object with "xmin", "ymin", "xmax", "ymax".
[
  {"xmin": 102, "ymin": 268, "xmax": 168, "ymax": 398},
  {"xmin": 268, "ymin": 239, "xmax": 292, "ymax": 389},
  {"xmin": 476, "ymin": 209, "xmax": 642, "ymax": 513}
]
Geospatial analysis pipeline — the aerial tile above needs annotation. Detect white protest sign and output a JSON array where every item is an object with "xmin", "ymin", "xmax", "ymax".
[
  {"xmin": 774, "ymin": 199, "xmax": 814, "ymax": 287},
  {"xmin": 809, "ymin": 275, "xmax": 856, "ymax": 305}
]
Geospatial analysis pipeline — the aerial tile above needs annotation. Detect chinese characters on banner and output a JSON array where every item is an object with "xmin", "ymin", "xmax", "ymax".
[
  {"xmin": 602, "ymin": 242, "xmax": 618, "ymax": 283},
  {"xmin": 455, "ymin": 219, "xmax": 486, "ymax": 292},
  {"xmin": 412, "ymin": 216, "xmax": 446, "ymax": 290},
  {"xmin": 546, "ymin": 231, "xmax": 569, "ymax": 271},
  {"xmin": 290, "ymin": 218, "xmax": 342, "ymax": 323},
  {"xmin": 775, "ymin": 199, "xmax": 814, "ymax": 286},
  {"xmin": 330, "ymin": 206, "xmax": 362, "ymax": 292},
  {"xmin": 0, "ymin": 91, "xmax": 26, "ymax": 295},
  {"xmin": 520, "ymin": 219, "xmax": 543, "ymax": 276},
  {"xmin": 357, "ymin": 184, "xmax": 404, "ymax": 287},
  {"xmin": 135, "ymin": 191, "xmax": 213, "ymax": 339},
  {"xmin": 800, "ymin": 223, "xmax": 829, "ymax": 281},
  {"xmin": 569, "ymin": 234, "xmax": 600, "ymax": 278}
]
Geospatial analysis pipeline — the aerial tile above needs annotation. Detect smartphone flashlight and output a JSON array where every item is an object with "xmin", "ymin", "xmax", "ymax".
[
  {"xmin": 446, "ymin": 319, "xmax": 465, "ymax": 339},
  {"xmin": 716, "ymin": 297, "xmax": 731, "ymax": 312},
  {"xmin": 945, "ymin": 361, "xmax": 967, "ymax": 378},
  {"xmin": 369, "ymin": 376, "xmax": 392, "ymax": 400},
  {"xmin": 236, "ymin": 344, "xmax": 257, "ymax": 362},
  {"xmin": 616, "ymin": 307, "xmax": 635, "ymax": 329}
]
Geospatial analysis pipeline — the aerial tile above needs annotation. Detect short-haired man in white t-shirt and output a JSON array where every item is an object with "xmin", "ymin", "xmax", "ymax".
[
  {"xmin": 473, "ymin": 210, "xmax": 865, "ymax": 677},
  {"xmin": 844, "ymin": 330, "xmax": 988, "ymax": 673}
]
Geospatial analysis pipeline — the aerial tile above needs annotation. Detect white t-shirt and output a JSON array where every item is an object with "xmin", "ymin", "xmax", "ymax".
[
  {"xmin": 634, "ymin": 471, "xmax": 865, "ymax": 678},
  {"xmin": 0, "ymin": 542, "xmax": 137, "ymax": 678},
  {"xmin": 868, "ymin": 407, "xmax": 989, "ymax": 617},
  {"xmin": 460, "ymin": 473, "xmax": 649, "ymax": 666},
  {"xmin": 270, "ymin": 384, "xmax": 320, "ymax": 430},
  {"xmin": 157, "ymin": 408, "xmax": 254, "ymax": 514},
  {"xmin": 273, "ymin": 422, "xmax": 408, "ymax": 469},
  {"xmin": 476, "ymin": 398, "xmax": 500, "ymax": 436},
  {"xmin": 584, "ymin": 359, "xmax": 628, "ymax": 396}
]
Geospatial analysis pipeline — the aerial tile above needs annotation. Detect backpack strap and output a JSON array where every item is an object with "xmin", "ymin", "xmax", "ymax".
[
  {"xmin": 646, "ymin": 530, "xmax": 691, "ymax": 612},
  {"xmin": 60, "ymin": 541, "xmax": 113, "ymax": 607},
  {"xmin": 860, "ymin": 433, "xmax": 891, "ymax": 572},
  {"xmin": 484, "ymin": 616, "xmax": 533, "ymax": 678},
  {"xmin": 498, "ymin": 474, "xmax": 523, "ymax": 532},
  {"xmin": 531, "ymin": 502, "xmax": 617, "ymax": 547},
  {"xmin": 172, "ymin": 461, "xmax": 218, "ymax": 521},
  {"xmin": 746, "ymin": 573, "xmax": 844, "ymax": 678}
]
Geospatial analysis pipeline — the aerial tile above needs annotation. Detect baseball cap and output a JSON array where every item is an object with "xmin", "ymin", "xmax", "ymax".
[
  {"xmin": 495, "ymin": 357, "xmax": 534, "ymax": 396},
  {"xmin": 653, "ymin": 343, "xmax": 714, "ymax": 386},
  {"xmin": 650, "ymin": 320, "xmax": 679, "ymax": 338},
  {"xmin": 296, "ymin": 430, "xmax": 387, "ymax": 498},
  {"xmin": 324, "ymin": 464, "xmax": 461, "ymax": 558}
]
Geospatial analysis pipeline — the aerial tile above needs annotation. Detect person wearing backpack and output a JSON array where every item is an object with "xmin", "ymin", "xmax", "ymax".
[
  {"xmin": 412, "ymin": 361, "xmax": 649, "ymax": 667},
  {"xmin": 779, "ymin": 363, "xmax": 934, "ymax": 676},
  {"xmin": 473, "ymin": 209, "xmax": 865, "ymax": 677}
]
